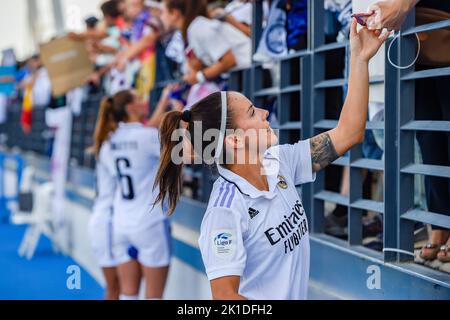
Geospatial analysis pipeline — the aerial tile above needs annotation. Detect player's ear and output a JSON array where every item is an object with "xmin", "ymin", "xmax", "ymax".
[
  {"xmin": 124, "ymin": 101, "xmax": 134, "ymax": 116},
  {"xmin": 223, "ymin": 133, "xmax": 244, "ymax": 165},
  {"xmin": 224, "ymin": 133, "xmax": 244, "ymax": 151}
]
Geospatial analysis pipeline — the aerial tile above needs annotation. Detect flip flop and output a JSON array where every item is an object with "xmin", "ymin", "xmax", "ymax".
[
  {"xmin": 420, "ymin": 243, "xmax": 440, "ymax": 260},
  {"xmin": 437, "ymin": 245, "xmax": 450, "ymax": 263}
]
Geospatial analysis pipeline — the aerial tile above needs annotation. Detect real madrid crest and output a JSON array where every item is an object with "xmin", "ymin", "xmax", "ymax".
[{"xmin": 277, "ymin": 175, "xmax": 288, "ymax": 189}]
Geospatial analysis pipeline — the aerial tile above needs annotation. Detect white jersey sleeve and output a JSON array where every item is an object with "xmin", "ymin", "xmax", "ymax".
[
  {"xmin": 188, "ymin": 17, "xmax": 233, "ymax": 66},
  {"xmin": 226, "ymin": 1, "xmax": 253, "ymax": 25},
  {"xmin": 142, "ymin": 127, "xmax": 161, "ymax": 158},
  {"xmin": 199, "ymin": 206, "xmax": 248, "ymax": 281},
  {"xmin": 92, "ymin": 145, "xmax": 116, "ymax": 216},
  {"xmin": 276, "ymin": 139, "xmax": 316, "ymax": 185}
]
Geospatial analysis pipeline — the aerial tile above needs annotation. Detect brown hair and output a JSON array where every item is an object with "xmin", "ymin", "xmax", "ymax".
[
  {"xmin": 101, "ymin": 0, "xmax": 121, "ymax": 19},
  {"xmin": 164, "ymin": 0, "xmax": 208, "ymax": 41},
  {"xmin": 154, "ymin": 91, "xmax": 234, "ymax": 215},
  {"xmin": 91, "ymin": 90, "xmax": 134, "ymax": 157}
]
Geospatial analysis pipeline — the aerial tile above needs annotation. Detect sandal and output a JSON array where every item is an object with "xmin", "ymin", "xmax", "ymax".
[
  {"xmin": 420, "ymin": 243, "xmax": 440, "ymax": 260},
  {"xmin": 437, "ymin": 245, "xmax": 450, "ymax": 263}
]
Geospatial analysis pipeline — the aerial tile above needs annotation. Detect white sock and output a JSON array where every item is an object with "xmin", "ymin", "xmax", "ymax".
[{"xmin": 119, "ymin": 294, "xmax": 139, "ymax": 300}]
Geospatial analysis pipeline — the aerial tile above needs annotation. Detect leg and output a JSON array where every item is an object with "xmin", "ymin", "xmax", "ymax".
[
  {"xmin": 416, "ymin": 75, "xmax": 450, "ymax": 259},
  {"xmin": 112, "ymin": 230, "xmax": 142, "ymax": 299},
  {"xmin": 117, "ymin": 260, "xmax": 142, "ymax": 299},
  {"xmin": 436, "ymin": 75, "xmax": 450, "ymax": 224},
  {"xmin": 102, "ymin": 267, "xmax": 121, "ymax": 300},
  {"xmin": 134, "ymin": 220, "xmax": 172, "ymax": 299},
  {"xmin": 142, "ymin": 265, "xmax": 170, "ymax": 300},
  {"xmin": 434, "ymin": 76, "xmax": 450, "ymax": 263},
  {"xmin": 430, "ymin": 229, "xmax": 450, "ymax": 246}
]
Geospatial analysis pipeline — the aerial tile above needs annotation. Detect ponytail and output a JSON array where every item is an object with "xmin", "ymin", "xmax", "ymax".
[
  {"xmin": 91, "ymin": 97, "xmax": 117, "ymax": 158},
  {"xmin": 90, "ymin": 90, "xmax": 134, "ymax": 157},
  {"xmin": 154, "ymin": 91, "xmax": 234, "ymax": 216},
  {"xmin": 154, "ymin": 110, "xmax": 185, "ymax": 215}
]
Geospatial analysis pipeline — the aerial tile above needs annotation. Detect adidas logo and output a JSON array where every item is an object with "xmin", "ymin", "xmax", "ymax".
[{"xmin": 248, "ymin": 207, "xmax": 259, "ymax": 219}]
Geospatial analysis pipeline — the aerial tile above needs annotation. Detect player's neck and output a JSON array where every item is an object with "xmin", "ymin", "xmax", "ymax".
[
  {"xmin": 125, "ymin": 114, "xmax": 141, "ymax": 123},
  {"xmin": 228, "ymin": 162, "xmax": 269, "ymax": 192}
]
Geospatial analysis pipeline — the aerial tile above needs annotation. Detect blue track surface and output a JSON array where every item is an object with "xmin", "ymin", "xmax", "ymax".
[{"xmin": 0, "ymin": 223, "xmax": 103, "ymax": 300}]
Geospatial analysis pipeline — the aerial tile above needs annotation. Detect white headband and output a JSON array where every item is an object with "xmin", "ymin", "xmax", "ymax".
[{"xmin": 215, "ymin": 91, "xmax": 228, "ymax": 161}]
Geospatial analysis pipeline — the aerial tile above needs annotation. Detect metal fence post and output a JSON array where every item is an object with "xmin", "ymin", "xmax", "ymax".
[{"xmin": 384, "ymin": 37, "xmax": 399, "ymax": 262}]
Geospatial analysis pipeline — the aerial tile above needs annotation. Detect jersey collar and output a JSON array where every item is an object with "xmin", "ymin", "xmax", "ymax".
[
  {"xmin": 118, "ymin": 122, "xmax": 144, "ymax": 129},
  {"xmin": 217, "ymin": 164, "xmax": 279, "ymax": 200}
]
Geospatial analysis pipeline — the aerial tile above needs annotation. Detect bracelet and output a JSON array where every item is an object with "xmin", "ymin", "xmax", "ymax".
[{"xmin": 196, "ymin": 71, "xmax": 207, "ymax": 83}]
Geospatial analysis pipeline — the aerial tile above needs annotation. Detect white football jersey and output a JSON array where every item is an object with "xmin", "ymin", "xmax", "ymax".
[
  {"xmin": 89, "ymin": 157, "xmax": 117, "ymax": 268},
  {"xmin": 99, "ymin": 122, "xmax": 167, "ymax": 233},
  {"xmin": 199, "ymin": 140, "xmax": 316, "ymax": 300}
]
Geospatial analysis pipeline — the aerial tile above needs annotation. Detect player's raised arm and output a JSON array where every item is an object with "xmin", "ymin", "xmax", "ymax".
[{"xmin": 310, "ymin": 19, "xmax": 390, "ymax": 172}]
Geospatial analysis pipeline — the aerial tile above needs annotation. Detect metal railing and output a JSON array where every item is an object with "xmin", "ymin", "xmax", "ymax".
[
  {"xmin": 2, "ymin": 0, "xmax": 449, "ymax": 291},
  {"xmin": 227, "ymin": 0, "xmax": 450, "ymax": 270}
]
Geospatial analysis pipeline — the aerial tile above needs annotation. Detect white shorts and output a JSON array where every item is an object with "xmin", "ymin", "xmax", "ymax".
[
  {"xmin": 89, "ymin": 214, "xmax": 117, "ymax": 268},
  {"xmin": 113, "ymin": 220, "xmax": 172, "ymax": 268}
]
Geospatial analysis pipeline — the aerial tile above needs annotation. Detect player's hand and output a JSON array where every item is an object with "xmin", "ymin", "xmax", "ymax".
[
  {"xmin": 113, "ymin": 52, "xmax": 129, "ymax": 72},
  {"xmin": 366, "ymin": 0, "xmax": 412, "ymax": 31},
  {"xmin": 183, "ymin": 71, "xmax": 198, "ymax": 85},
  {"xmin": 350, "ymin": 18, "xmax": 390, "ymax": 62},
  {"xmin": 162, "ymin": 83, "xmax": 177, "ymax": 100}
]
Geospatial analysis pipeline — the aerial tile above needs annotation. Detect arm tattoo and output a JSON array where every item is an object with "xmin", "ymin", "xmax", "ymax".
[{"xmin": 310, "ymin": 133, "xmax": 339, "ymax": 172}]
